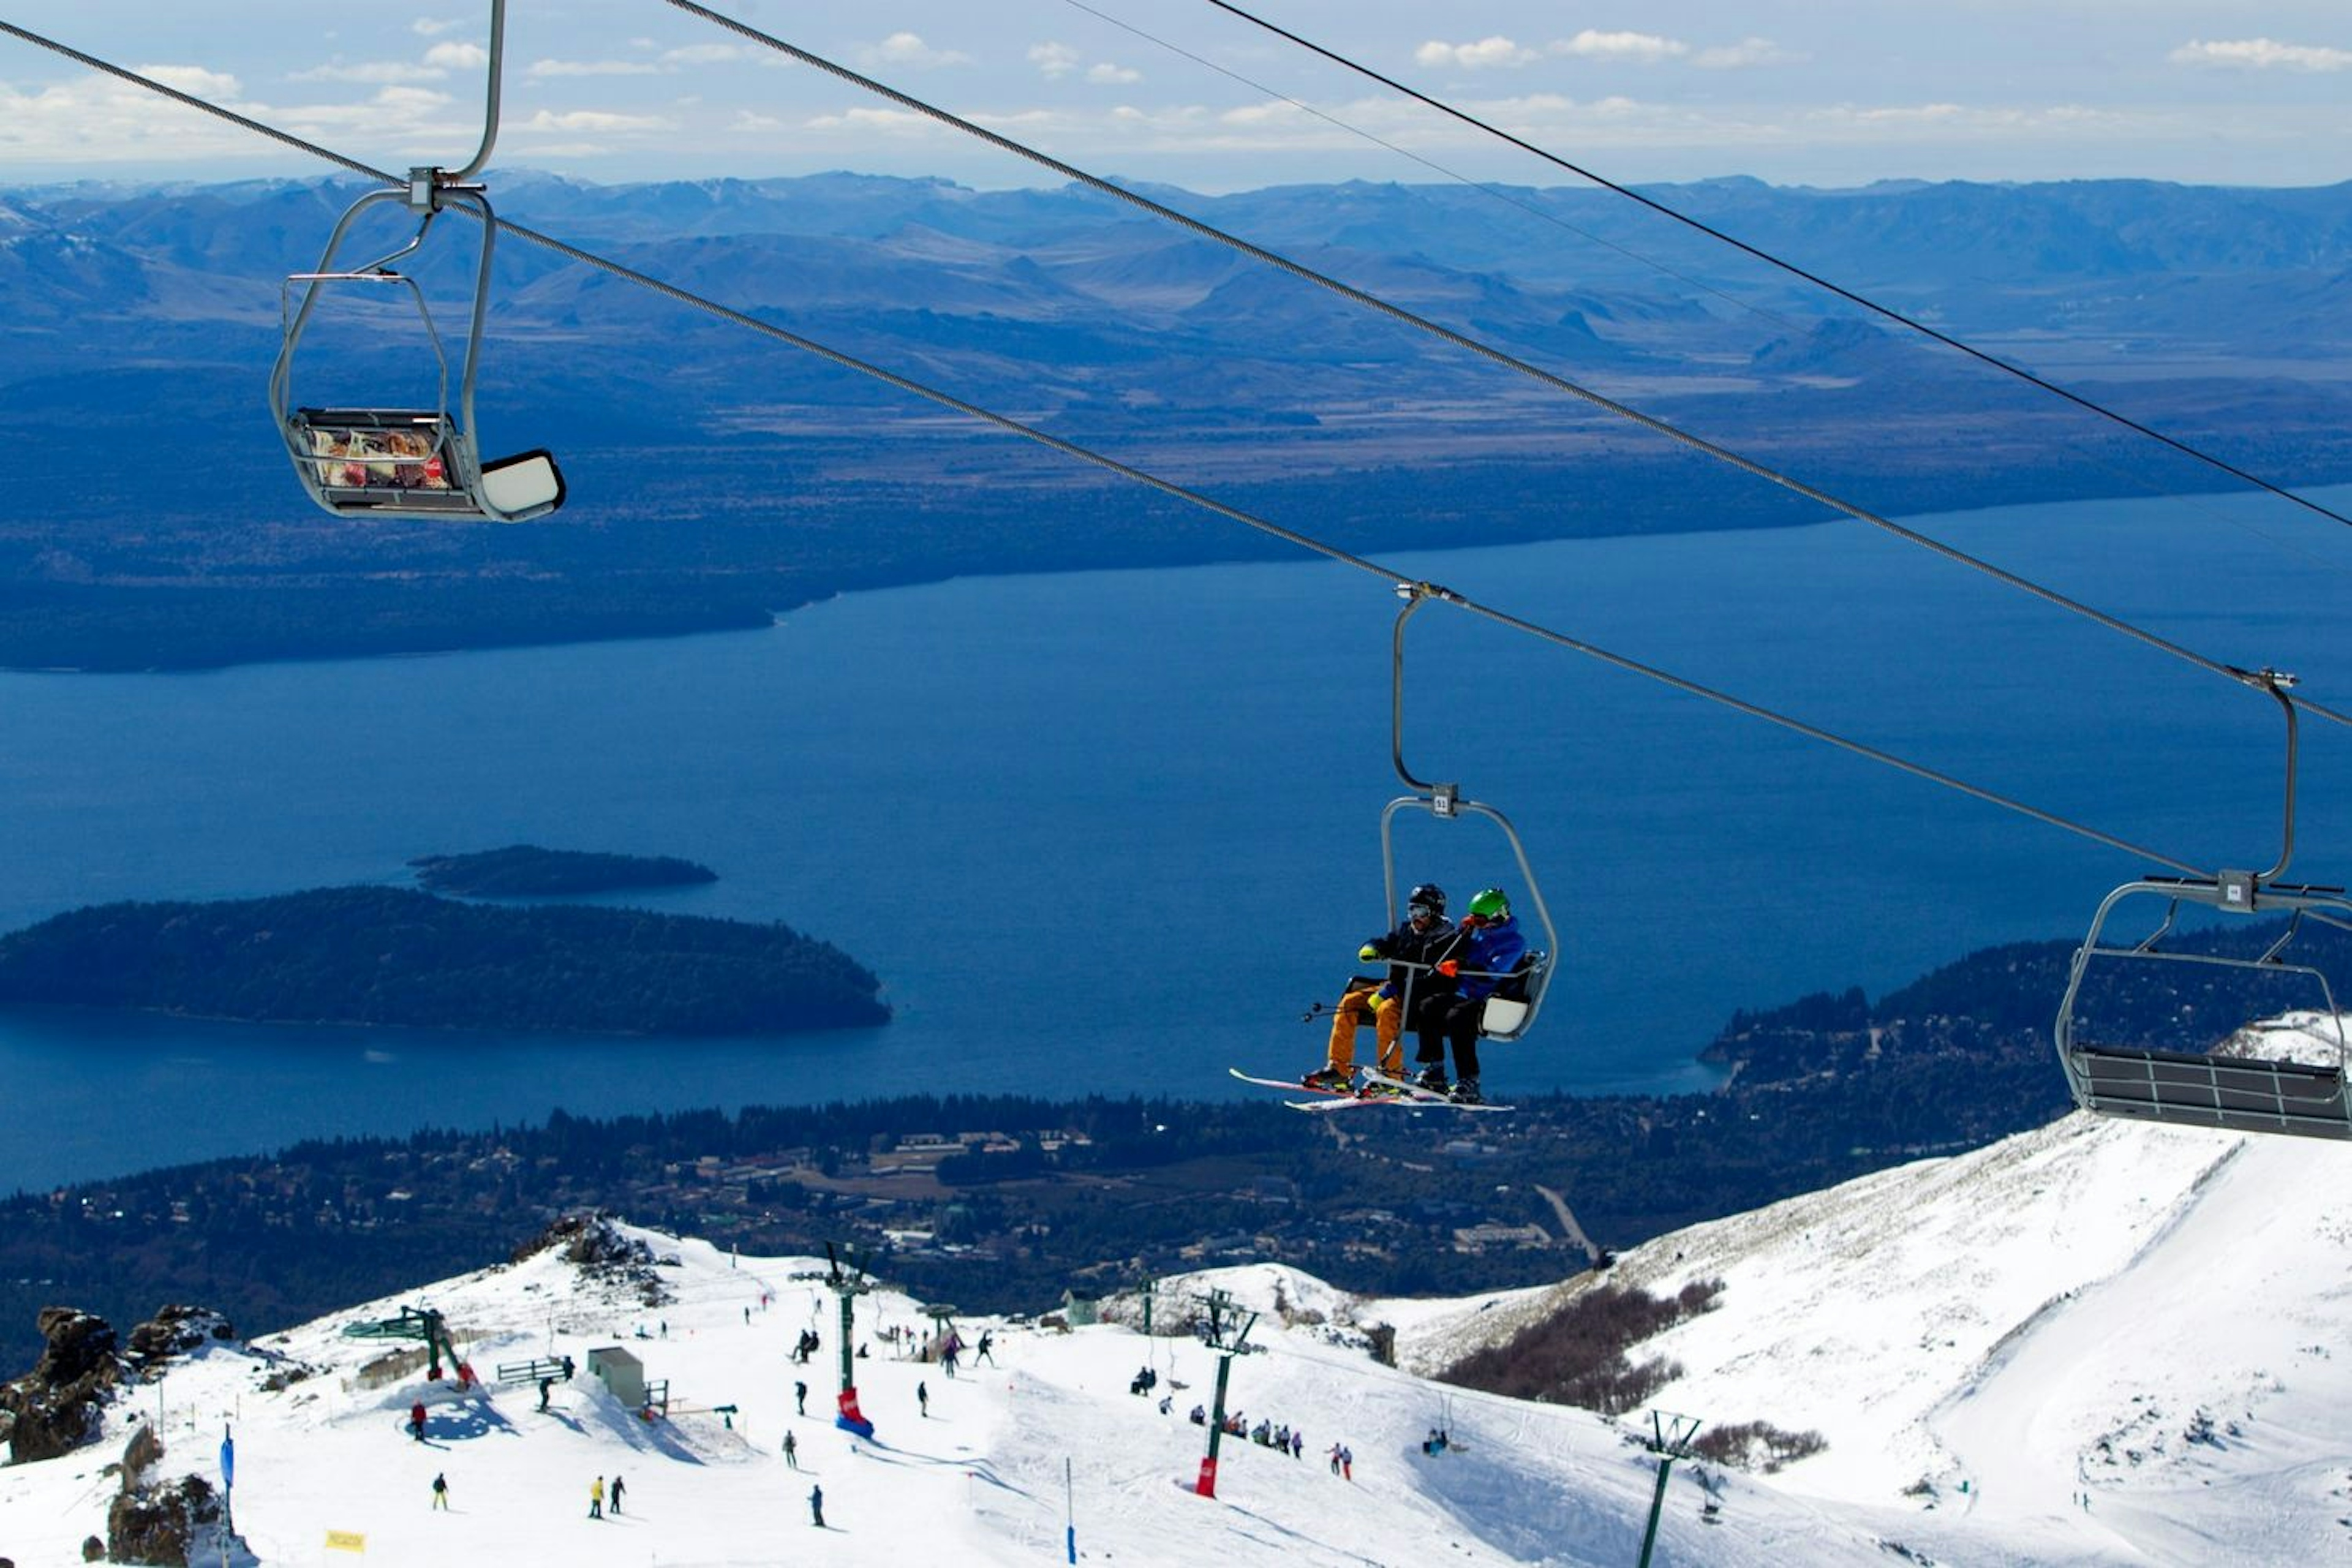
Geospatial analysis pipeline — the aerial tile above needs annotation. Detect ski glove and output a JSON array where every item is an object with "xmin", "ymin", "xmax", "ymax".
[
  {"xmin": 1436, "ymin": 960, "xmax": 1459, "ymax": 978},
  {"xmin": 1358, "ymin": 944, "xmax": 1381, "ymax": 962}
]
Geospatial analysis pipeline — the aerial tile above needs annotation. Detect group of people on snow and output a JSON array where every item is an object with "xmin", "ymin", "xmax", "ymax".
[{"xmin": 1305, "ymin": 882, "xmax": 1528, "ymax": 1105}]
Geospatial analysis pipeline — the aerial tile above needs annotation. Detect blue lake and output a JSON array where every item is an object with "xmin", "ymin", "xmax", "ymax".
[{"xmin": 4, "ymin": 484, "xmax": 2350, "ymax": 1192}]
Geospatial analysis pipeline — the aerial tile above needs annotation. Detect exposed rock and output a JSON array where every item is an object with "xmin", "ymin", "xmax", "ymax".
[
  {"xmin": 107, "ymin": 1472, "xmax": 221, "ymax": 1566},
  {"xmin": 126, "ymin": 1306, "xmax": 236, "ymax": 1374},
  {"xmin": 121, "ymin": 1422, "xmax": 163, "ymax": 1487},
  {"xmin": 102, "ymin": 1422, "xmax": 240, "ymax": 1567},
  {"xmin": 1, "ymin": 1309, "xmax": 123, "ymax": 1464},
  {"xmin": 81, "ymin": 1539, "xmax": 104, "ymax": 1562},
  {"xmin": 513, "ymin": 1214, "xmax": 671, "ymax": 1303}
]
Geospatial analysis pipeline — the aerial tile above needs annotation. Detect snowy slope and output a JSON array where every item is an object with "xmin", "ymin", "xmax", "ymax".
[{"xmin": 5, "ymin": 1110, "xmax": 2350, "ymax": 1566}]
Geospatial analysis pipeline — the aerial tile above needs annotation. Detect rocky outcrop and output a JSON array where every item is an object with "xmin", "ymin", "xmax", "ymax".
[
  {"xmin": 1, "ymin": 1308, "xmax": 121, "ymax": 1464},
  {"xmin": 105, "ymin": 1422, "xmax": 234, "ymax": 1567},
  {"xmin": 514, "ymin": 1214, "xmax": 673, "ymax": 1303},
  {"xmin": 125, "ymin": 1306, "xmax": 235, "ymax": 1372}
]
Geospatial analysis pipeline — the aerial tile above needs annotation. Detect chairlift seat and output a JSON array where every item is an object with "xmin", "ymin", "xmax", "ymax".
[
  {"xmin": 2054, "ymin": 875, "xmax": 2352, "ymax": 1141},
  {"xmin": 2064, "ymin": 1042, "xmax": 2352, "ymax": 1141},
  {"xmin": 291, "ymin": 407, "xmax": 564, "ymax": 522},
  {"xmin": 272, "ymin": 183, "xmax": 564, "ymax": 524},
  {"xmin": 1479, "ymin": 951, "xmax": 1548, "ymax": 1042}
]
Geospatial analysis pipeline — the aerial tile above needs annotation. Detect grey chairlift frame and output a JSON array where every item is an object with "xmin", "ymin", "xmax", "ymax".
[
  {"xmin": 266, "ymin": 0, "xmax": 563, "ymax": 524},
  {"xmin": 2052, "ymin": 669, "xmax": 2352, "ymax": 1139},
  {"xmin": 1377, "ymin": 583, "xmax": 1562, "ymax": 1044}
]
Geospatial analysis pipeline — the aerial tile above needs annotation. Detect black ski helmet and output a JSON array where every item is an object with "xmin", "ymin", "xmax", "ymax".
[{"xmin": 1408, "ymin": 883, "xmax": 1447, "ymax": 915}]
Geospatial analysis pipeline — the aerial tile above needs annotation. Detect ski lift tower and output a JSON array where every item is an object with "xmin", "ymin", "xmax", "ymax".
[
  {"xmin": 1637, "ymin": 1409, "xmax": 1703, "ymax": 1568},
  {"xmin": 824, "ymin": 1243, "xmax": 876, "ymax": 1437},
  {"xmin": 1189, "ymin": 1289, "xmax": 1260, "ymax": 1499}
]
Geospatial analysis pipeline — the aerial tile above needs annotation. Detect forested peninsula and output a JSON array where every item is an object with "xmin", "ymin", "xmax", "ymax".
[
  {"xmin": 412, "ymin": 845, "xmax": 718, "ymax": 897},
  {"xmin": 0, "ymin": 886, "xmax": 886, "ymax": 1035}
]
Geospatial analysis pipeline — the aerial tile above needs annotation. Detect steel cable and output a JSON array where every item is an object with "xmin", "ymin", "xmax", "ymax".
[{"xmin": 0, "ymin": 20, "xmax": 2229, "ymax": 878}]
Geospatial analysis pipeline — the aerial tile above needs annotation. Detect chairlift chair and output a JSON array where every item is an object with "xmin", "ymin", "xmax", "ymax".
[
  {"xmin": 1379, "ymin": 583, "xmax": 1562, "ymax": 1044},
  {"xmin": 270, "ymin": 188, "xmax": 563, "ymax": 523},
  {"xmin": 2052, "ymin": 669, "xmax": 2352, "ymax": 1140},
  {"xmin": 266, "ymin": 2, "xmax": 562, "ymax": 524},
  {"xmin": 2054, "ymin": 876, "xmax": 2352, "ymax": 1139}
]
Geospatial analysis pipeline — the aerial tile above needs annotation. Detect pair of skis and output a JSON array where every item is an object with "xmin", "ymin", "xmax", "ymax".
[{"xmin": 1228, "ymin": 1067, "xmax": 1511, "ymax": 1114}]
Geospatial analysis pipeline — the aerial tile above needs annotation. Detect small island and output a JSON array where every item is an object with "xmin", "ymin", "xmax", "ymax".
[
  {"xmin": 0, "ymin": 886, "xmax": 887, "ymax": 1036},
  {"xmin": 410, "ymin": 845, "xmax": 719, "ymax": 898}
]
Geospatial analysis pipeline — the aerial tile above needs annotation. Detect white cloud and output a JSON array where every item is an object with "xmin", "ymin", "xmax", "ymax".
[
  {"xmin": 804, "ymin": 106, "xmax": 941, "ymax": 137},
  {"xmin": 1029, "ymin": 41, "xmax": 1137, "ymax": 85},
  {"xmin": 411, "ymin": 18, "xmax": 464, "ymax": 38},
  {"xmin": 1219, "ymin": 100, "xmax": 1310, "ymax": 129},
  {"xmin": 1694, "ymin": 37, "xmax": 1803, "ymax": 70},
  {"xmin": 514, "ymin": 108, "xmax": 674, "ymax": 135},
  {"xmin": 662, "ymin": 43, "xmax": 756, "ymax": 67},
  {"xmin": 529, "ymin": 59, "xmax": 663, "ymax": 78},
  {"xmin": 290, "ymin": 61, "xmax": 448, "ymax": 85},
  {"xmin": 1414, "ymin": 37, "xmax": 1538, "ymax": 70},
  {"xmin": 141, "ymin": 66, "xmax": 248, "ymax": 100},
  {"xmin": 0, "ymin": 70, "xmax": 273, "ymax": 164},
  {"xmin": 733, "ymin": 111, "xmax": 786, "ymax": 133},
  {"xmin": 423, "ymin": 42, "xmax": 487, "ymax": 71},
  {"xmin": 2169, "ymin": 38, "xmax": 2352, "ymax": 72},
  {"xmin": 1551, "ymin": 30, "xmax": 1688, "ymax": 64},
  {"xmin": 856, "ymin": 32, "xmax": 971, "ymax": 70},
  {"xmin": 273, "ymin": 85, "xmax": 453, "ymax": 135},
  {"xmin": 1030, "ymin": 42, "xmax": 1082, "ymax": 80}
]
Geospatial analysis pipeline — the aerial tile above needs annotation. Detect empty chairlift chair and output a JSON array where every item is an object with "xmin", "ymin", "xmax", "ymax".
[
  {"xmin": 270, "ymin": 181, "xmax": 564, "ymax": 524},
  {"xmin": 2052, "ymin": 668, "xmax": 2352, "ymax": 1140},
  {"xmin": 2053, "ymin": 875, "xmax": 2352, "ymax": 1140}
]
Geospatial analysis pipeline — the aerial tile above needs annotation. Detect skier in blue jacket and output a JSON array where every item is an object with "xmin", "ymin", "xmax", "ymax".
[{"xmin": 1411, "ymin": 888, "xmax": 1528, "ymax": 1104}]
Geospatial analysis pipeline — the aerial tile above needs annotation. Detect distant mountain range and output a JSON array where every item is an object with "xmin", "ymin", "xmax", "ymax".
[{"xmin": 2, "ymin": 172, "xmax": 2348, "ymax": 668}]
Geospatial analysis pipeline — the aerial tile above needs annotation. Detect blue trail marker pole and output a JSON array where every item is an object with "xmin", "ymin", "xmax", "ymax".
[{"xmin": 1065, "ymin": 1455, "xmax": 1076, "ymax": 1563}]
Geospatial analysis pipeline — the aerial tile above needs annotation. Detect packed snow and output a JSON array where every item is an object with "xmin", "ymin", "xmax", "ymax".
[{"xmin": 5, "ymin": 1110, "xmax": 2350, "ymax": 1566}]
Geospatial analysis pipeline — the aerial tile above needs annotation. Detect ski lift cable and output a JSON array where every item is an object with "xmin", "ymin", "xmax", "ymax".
[
  {"xmin": 1055, "ymin": 0, "xmax": 1794, "ymax": 335},
  {"xmin": 1197, "ymin": 0, "xmax": 2352, "ymax": 539},
  {"xmin": 1057, "ymin": 1, "xmax": 2352, "ymax": 592},
  {"xmin": 0, "ymin": 24, "xmax": 2229, "ymax": 880},
  {"xmin": 654, "ymin": 0, "xmax": 2352, "ymax": 738}
]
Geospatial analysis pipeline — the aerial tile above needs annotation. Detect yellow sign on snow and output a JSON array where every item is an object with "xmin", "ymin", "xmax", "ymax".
[{"xmin": 323, "ymin": 1528, "xmax": 368, "ymax": 1552}]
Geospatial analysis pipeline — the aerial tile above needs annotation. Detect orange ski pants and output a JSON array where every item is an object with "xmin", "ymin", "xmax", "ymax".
[{"xmin": 1327, "ymin": 981, "xmax": 1406, "ymax": 1077}]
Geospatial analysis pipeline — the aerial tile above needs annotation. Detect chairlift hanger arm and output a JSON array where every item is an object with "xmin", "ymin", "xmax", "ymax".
[
  {"xmin": 1391, "ymin": 581, "xmax": 1464, "ymax": 796},
  {"xmin": 445, "ymin": 0, "xmax": 507, "ymax": 184}
]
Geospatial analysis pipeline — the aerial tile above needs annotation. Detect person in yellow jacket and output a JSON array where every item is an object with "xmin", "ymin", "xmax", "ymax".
[
  {"xmin": 589, "ymin": 1474, "xmax": 605, "ymax": 1520},
  {"xmin": 1305, "ymin": 884, "xmax": 1458, "ymax": 1091}
]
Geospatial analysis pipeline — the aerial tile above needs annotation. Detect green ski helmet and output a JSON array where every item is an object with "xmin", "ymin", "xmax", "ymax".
[{"xmin": 1468, "ymin": 888, "xmax": 1510, "ymax": 921}]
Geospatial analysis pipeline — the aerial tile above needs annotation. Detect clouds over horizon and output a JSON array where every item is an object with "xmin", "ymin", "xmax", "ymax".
[
  {"xmin": 2170, "ymin": 37, "xmax": 2352, "ymax": 72},
  {"xmin": 856, "ymin": 32, "xmax": 971, "ymax": 72},
  {"xmin": 1028, "ymin": 42, "xmax": 1139, "ymax": 85},
  {"xmin": 1415, "ymin": 29, "xmax": 1796, "ymax": 72}
]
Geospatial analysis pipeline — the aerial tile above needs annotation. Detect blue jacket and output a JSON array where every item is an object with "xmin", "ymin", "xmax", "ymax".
[{"xmin": 1458, "ymin": 914, "xmax": 1528, "ymax": 1001}]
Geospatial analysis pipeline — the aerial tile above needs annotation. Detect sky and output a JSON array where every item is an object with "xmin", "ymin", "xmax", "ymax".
[{"xmin": 1, "ymin": 2, "xmax": 2349, "ymax": 192}]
